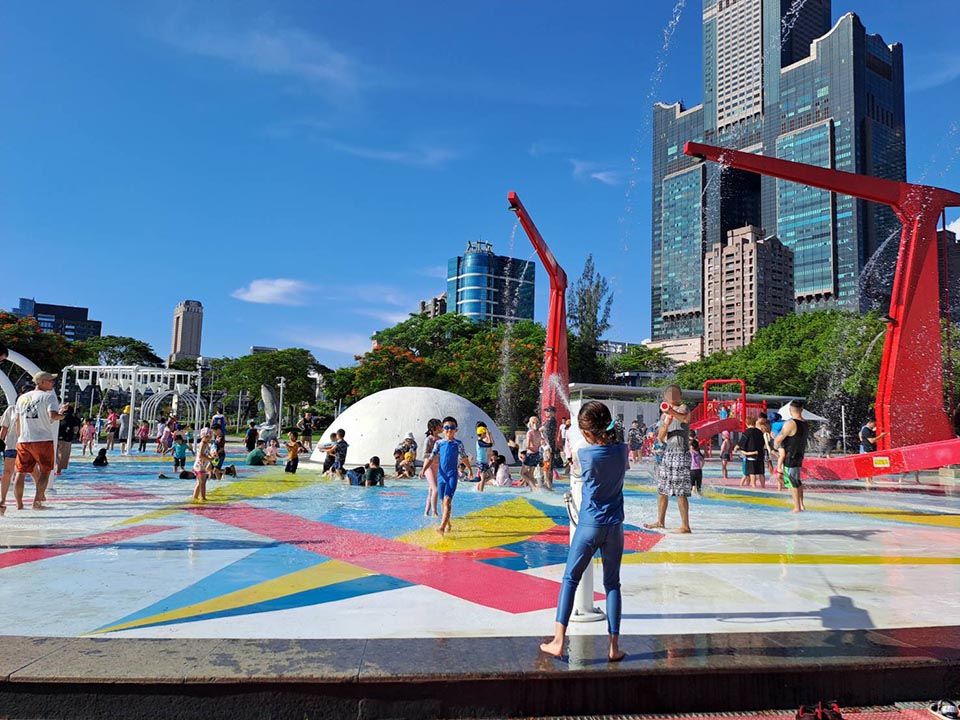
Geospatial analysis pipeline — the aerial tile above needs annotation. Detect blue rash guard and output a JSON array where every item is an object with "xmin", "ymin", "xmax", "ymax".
[{"xmin": 428, "ymin": 438, "xmax": 467, "ymax": 500}]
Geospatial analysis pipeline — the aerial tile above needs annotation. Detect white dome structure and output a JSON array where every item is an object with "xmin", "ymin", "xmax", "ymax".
[{"xmin": 310, "ymin": 387, "xmax": 509, "ymax": 467}]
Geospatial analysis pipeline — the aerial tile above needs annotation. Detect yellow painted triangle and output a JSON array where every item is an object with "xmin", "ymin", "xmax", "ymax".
[
  {"xmin": 399, "ymin": 496, "xmax": 555, "ymax": 552},
  {"xmin": 703, "ymin": 488, "xmax": 960, "ymax": 529},
  {"xmin": 117, "ymin": 471, "xmax": 327, "ymax": 526},
  {"xmin": 91, "ymin": 559, "xmax": 370, "ymax": 635},
  {"xmin": 622, "ymin": 551, "xmax": 960, "ymax": 565}
]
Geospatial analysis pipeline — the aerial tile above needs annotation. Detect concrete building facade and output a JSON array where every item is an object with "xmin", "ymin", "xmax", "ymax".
[
  {"xmin": 168, "ymin": 300, "xmax": 203, "ymax": 366},
  {"xmin": 704, "ymin": 225, "xmax": 795, "ymax": 355}
]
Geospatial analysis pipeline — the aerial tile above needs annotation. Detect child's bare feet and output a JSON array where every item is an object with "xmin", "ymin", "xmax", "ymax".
[
  {"xmin": 673, "ymin": 526, "xmax": 691, "ymax": 534},
  {"xmin": 539, "ymin": 637, "xmax": 564, "ymax": 658},
  {"xmin": 644, "ymin": 522, "xmax": 665, "ymax": 530},
  {"xmin": 609, "ymin": 637, "xmax": 625, "ymax": 662}
]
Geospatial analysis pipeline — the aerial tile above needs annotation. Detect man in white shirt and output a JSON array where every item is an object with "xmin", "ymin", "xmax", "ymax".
[{"xmin": 13, "ymin": 371, "xmax": 66, "ymax": 510}]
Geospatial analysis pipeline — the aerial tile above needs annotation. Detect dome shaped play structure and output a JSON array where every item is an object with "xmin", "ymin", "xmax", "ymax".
[{"xmin": 309, "ymin": 387, "xmax": 508, "ymax": 467}]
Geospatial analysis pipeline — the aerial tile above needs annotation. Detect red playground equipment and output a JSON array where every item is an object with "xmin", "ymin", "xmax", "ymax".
[
  {"xmin": 684, "ymin": 141, "xmax": 960, "ymax": 480},
  {"xmin": 689, "ymin": 379, "xmax": 767, "ymax": 444},
  {"xmin": 507, "ymin": 191, "xmax": 570, "ymax": 424}
]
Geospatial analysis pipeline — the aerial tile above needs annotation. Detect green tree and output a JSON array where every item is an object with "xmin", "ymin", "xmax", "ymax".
[
  {"xmin": 438, "ymin": 320, "xmax": 546, "ymax": 430},
  {"xmin": 353, "ymin": 345, "xmax": 436, "ymax": 396},
  {"xmin": 567, "ymin": 254, "xmax": 614, "ymax": 383},
  {"xmin": 608, "ymin": 344, "xmax": 674, "ymax": 376},
  {"xmin": 76, "ymin": 335, "xmax": 163, "ymax": 366},
  {"xmin": 213, "ymin": 349, "xmax": 325, "ymax": 414},
  {"xmin": 0, "ymin": 312, "xmax": 77, "ymax": 374},
  {"xmin": 373, "ymin": 313, "xmax": 478, "ymax": 357}
]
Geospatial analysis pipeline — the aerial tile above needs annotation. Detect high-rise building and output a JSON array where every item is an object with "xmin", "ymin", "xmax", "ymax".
[
  {"xmin": 652, "ymin": 0, "xmax": 906, "ymax": 353},
  {"xmin": 447, "ymin": 241, "xmax": 535, "ymax": 324},
  {"xmin": 168, "ymin": 300, "xmax": 203, "ymax": 366},
  {"xmin": 704, "ymin": 226, "xmax": 794, "ymax": 354},
  {"xmin": 249, "ymin": 346, "xmax": 278, "ymax": 355},
  {"xmin": 939, "ymin": 229, "xmax": 960, "ymax": 323},
  {"xmin": 12, "ymin": 298, "xmax": 102, "ymax": 341},
  {"xmin": 418, "ymin": 293, "xmax": 448, "ymax": 319}
]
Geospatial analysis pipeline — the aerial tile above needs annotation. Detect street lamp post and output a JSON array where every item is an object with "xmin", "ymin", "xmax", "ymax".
[
  {"xmin": 195, "ymin": 356, "xmax": 204, "ymax": 428},
  {"xmin": 277, "ymin": 376, "xmax": 286, "ymax": 430}
]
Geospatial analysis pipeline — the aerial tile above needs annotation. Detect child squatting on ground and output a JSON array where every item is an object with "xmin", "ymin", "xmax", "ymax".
[
  {"xmin": 540, "ymin": 400, "xmax": 627, "ymax": 662},
  {"xmin": 420, "ymin": 416, "xmax": 471, "ymax": 534}
]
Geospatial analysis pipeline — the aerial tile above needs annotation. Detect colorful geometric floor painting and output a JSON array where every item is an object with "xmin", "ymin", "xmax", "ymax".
[{"xmin": 1, "ymin": 449, "xmax": 959, "ymax": 639}]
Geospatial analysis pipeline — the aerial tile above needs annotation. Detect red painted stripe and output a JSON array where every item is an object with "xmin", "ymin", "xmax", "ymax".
[
  {"xmin": 88, "ymin": 483, "xmax": 160, "ymax": 501},
  {"xmin": 0, "ymin": 525, "xmax": 179, "ymax": 570},
  {"xmin": 523, "ymin": 525, "xmax": 664, "ymax": 553},
  {"xmin": 188, "ymin": 504, "xmax": 566, "ymax": 614}
]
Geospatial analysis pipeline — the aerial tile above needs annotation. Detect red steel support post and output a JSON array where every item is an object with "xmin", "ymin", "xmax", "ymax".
[
  {"xmin": 507, "ymin": 191, "xmax": 570, "ymax": 424},
  {"xmin": 684, "ymin": 142, "xmax": 960, "ymax": 449}
]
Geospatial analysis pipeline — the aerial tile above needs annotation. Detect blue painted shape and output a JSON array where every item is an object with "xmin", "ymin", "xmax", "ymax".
[
  {"xmin": 96, "ymin": 541, "xmax": 329, "ymax": 632},
  {"xmin": 106, "ymin": 574, "xmax": 412, "ymax": 632}
]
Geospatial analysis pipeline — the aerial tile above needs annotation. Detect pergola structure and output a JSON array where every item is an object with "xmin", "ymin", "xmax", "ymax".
[{"xmin": 61, "ymin": 365, "xmax": 204, "ymax": 455}]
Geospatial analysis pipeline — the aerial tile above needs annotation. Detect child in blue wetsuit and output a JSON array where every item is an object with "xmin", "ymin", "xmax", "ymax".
[
  {"xmin": 420, "ymin": 416, "xmax": 471, "ymax": 534},
  {"xmin": 540, "ymin": 400, "xmax": 627, "ymax": 662},
  {"xmin": 475, "ymin": 421, "xmax": 494, "ymax": 491}
]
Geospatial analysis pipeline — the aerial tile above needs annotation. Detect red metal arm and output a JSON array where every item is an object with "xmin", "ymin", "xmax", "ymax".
[
  {"xmin": 684, "ymin": 142, "xmax": 958, "ymax": 449},
  {"xmin": 507, "ymin": 191, "xmax": 569, "ymax": 423}
]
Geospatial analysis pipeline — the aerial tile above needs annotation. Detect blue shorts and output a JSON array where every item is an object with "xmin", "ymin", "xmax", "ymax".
[
  {"xmin": 438, "ymin": 476, "xmax": 457, "ymax": 500},
  {"xmin": 3, "ymin": 449, "xmax": 16, "ymax": 459}
]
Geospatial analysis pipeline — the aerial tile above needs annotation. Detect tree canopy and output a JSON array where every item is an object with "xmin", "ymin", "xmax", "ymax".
[
  {"xmin": 567, "ymin": 254, "xmax": 614, "ymax": 383},
  {"xmin": 326, "ymin": 314, "xmax": 546, "ymax": 430},
  {"xmin": 76, "ymin": 335, "xmax": 163, "ymax": 367},
  {"xmin": 0, "ymin": 312, "xmax": 77, "ymax": 375},
  {"xmin": 212, "ymin": 349, "xmax": 327, "ymax": 411}
]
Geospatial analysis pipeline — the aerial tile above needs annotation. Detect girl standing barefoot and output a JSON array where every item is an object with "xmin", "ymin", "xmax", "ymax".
[
  {"xmin": 540, "ymin": 401, "xmax": 627, "ymax": 662},
  {"xmin": 422, "ymin": 418, "xmax": 441, "ymax": 517},
  {"xmin": 192, "ymin": 430, "xmax": 213, "ymax": 502}
]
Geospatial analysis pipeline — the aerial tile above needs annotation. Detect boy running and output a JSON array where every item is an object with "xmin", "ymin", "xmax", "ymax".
[{"xmin": 420, "ymin": 416, "xmax": 471, "ymax": 534}]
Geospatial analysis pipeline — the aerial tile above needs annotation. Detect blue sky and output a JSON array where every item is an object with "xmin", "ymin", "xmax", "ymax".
[{"xmin": 3, "ymin": 1, "xmax": 960, "ymax": 368}]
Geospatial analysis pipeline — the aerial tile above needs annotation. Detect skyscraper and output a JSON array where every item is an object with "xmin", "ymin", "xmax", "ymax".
[
  {"xmin": 447, "ymin": 241, "xmax": 535, "ymax": 324},
  {"xmin": 168, "ymin": 300, "xmax": 203, "ymax": 366},
  {"xmin": 652, "ymin": 0, "xmax": 905, "ymax": 352}
]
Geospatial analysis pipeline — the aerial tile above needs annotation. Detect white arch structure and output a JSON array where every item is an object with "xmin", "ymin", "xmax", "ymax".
[
  {"xmin": 0, "ymin": 350, "xmax": 44, "ymax": 407},
  {"xmin": 61, "ymin": 365, "xmax": 200, "ymax": 455}
]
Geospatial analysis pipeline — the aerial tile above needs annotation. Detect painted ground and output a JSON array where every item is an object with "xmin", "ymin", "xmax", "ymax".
[{"xmin": 1, "ymin": 449, "xmax": 958, "ymax": 639}]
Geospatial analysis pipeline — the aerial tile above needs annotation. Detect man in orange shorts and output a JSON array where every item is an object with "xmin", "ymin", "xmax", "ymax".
[{"xmin": 13, "ymin": 371, "xmax": 67, "ymax": 511}]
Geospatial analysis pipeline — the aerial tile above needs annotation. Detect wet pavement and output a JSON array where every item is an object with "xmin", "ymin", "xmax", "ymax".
[{"xmin": 1, "ymin": 449, "xmax": 958, "ymax": 640}]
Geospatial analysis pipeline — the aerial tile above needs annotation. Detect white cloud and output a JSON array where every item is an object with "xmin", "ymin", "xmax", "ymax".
[
  {"xmin": 354, "ymin": 309, "xmax": 413, "ymax": 325},
  {"xmin": 947, "ymin": 217, "xmax": 960, "ymax": 235},
  {"xmin": 570, "ymin": 159, "xmax": 622, "ymax": 186},
  {"xmin": 325, "ymin": 140, "xmax": 459, "ymax": 168},
  {"xmin": 231, "ymin": 278, "xmax": 313, "ymax": 306},
  {"xmin": 165, "ymin": 20, "xmax": 361, "ymax": 97},
  {"xmin": 909, "ymin": 56, "xmax": 960, "ymax": 92},
  {"xmin": 295, "ymin": 333, "xmax": 373, "ymax": 357}
]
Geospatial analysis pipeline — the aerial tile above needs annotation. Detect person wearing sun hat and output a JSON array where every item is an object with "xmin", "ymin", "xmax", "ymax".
[{"xmin": 11, "ymin": 371, "xmax": 67, "ymax": 511}]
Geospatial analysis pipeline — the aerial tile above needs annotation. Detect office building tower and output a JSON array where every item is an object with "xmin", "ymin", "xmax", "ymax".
[
  {"xmin": 447, "ymin": 241, "xmax": 535, "ymax": 324},
  {"xmin": 12, "ymin": 298, "xmax": 102, "ymax": 341},
  {"xmin": 168, "ymin": 300, "xmax": 203, "ymax": 366},
  {"xmin": 652, "ymin": 0, "xmax": 905, "ymax": 355},
  {"xmin": 418, "ymin": 293, "xmax": 448, "ymax": 319},
  {"xmin": 704, "ymin": 226, "xmax": 794, "ymax": 354}
]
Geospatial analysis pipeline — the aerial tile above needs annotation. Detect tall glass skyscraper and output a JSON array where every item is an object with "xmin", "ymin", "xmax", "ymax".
[
  {"xmin": 447, "ymin": 241, "xmax": 536, "ymax": 324},
  {"xmin": 651, "ymin": 0, "xmax": 906, "ymax": 347}
]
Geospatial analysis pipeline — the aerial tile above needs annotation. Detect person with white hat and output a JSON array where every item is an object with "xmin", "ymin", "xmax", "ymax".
[{"xmin": 11, "ymin": 371, "xmax": 67, "ymax": 511}]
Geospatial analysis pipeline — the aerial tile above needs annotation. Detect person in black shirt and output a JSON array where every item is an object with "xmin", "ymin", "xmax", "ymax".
[
  {"xmin": 774, "ymin": 400, "xmax": 809, "ymax": 513},
  {"xmin": 56, "ymin": 403, "xmax": 82, "ymax": 475},
  {"xmin": 739, "ymin": 416, "xmax": 767, "ymax": 489}
]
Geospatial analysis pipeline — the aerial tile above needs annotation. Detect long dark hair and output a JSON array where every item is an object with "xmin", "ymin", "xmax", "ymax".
[
  {"xmin": 578, "ymin": 401, "xmax": 617, "ymax": 445},
  {"xmin": 427, "ymin": 418, "xmax": 441, "ymax": 435}
]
